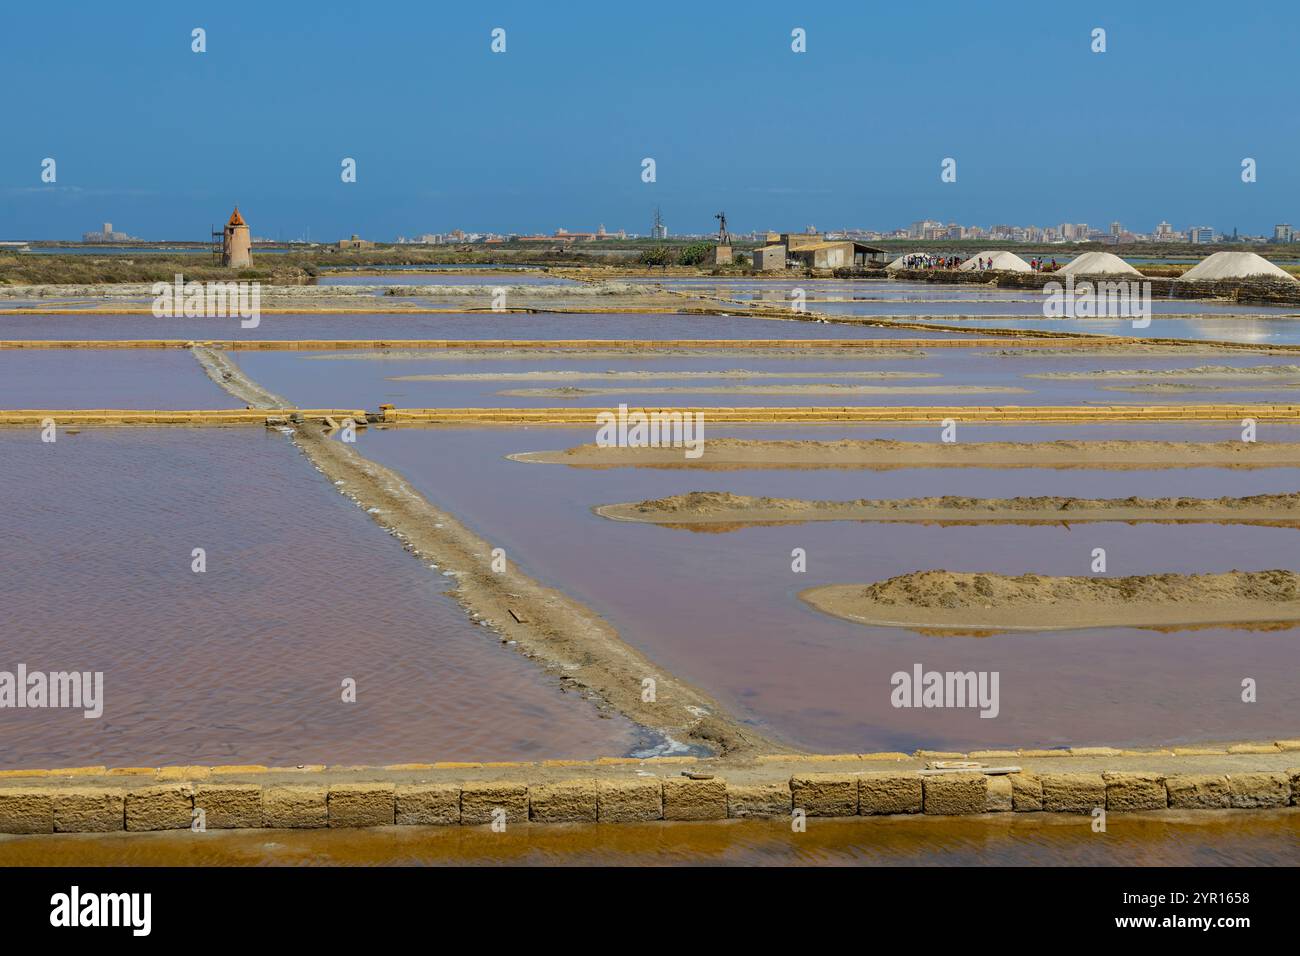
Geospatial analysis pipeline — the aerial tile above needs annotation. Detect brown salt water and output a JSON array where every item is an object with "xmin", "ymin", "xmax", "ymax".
[
  {"xmin": 0, "ymin": 429, "xmax": 644, "ymax": 769},
  {"xmin": 2, "ymin": 810, "xmax": 1295, "ymax": 866},
  {"xmin": 0, "ymin": 310, "xmax": 965, "ymax": 341},
  {"xmin": 349, "ymin": 424, "xmax": 1300, "ymax": 754},
  {"xmin": 233, "ymin": 347, "xmax": 1300, "ymax": 410},
  {"xmin": 0, "ymin": 350, "xmax": 232, "ymax": 409}
]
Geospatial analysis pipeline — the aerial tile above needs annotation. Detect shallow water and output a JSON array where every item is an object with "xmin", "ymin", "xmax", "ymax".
[
  {"xmin": 317, "ymin": 272, "xmax": 578, "ymax": 288},
  {"xmin": 2, "ymin": 810, "xmax": 1294, "ymax": 866},
  {"xmin": 0, "ymin": 350, "xmax": 232, "ymax": 409},
  {"xmin": 0, "ymin": 429, "xmax": 643, "ymax": 769},
  {"xmin": 234, "ymin": 348, "xmax": 1300, "ymax": 410},
  {"xmin": 0, "ymin": 311, "xmax": 963, "ymax": 341},
  {"xmin": 893, "ymin": 313, "xmax": 1300, "ymax": 345},
  {"xmin": 347, "ymin": 424, "xmax": 1300, "ymax": 754}
]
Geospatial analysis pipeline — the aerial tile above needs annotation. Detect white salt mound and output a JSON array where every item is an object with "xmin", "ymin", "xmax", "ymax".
[
  {"xmin": 958, "ymin": 250, "xmax": 1032, "ymax": 272},
  {"xmin": 1058, "ymin": 252, "xmax": 1142, "ymax": 277},
  {"xmin": 1180, "ymin": 251, "xmax": 1298, "ymax": 283}
]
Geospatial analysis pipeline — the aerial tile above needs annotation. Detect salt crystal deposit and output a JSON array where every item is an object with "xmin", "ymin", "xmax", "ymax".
[
  {"xmin": 957, "ymin": 250, "xmax": 1032, "ymax": 272},
  {"xmin": 1058, "ymin": 251, "xmax": 1142, "ymax": 276},
  {"xmin": 1179, "ymin": 251, "xmax": 1298, "ymax": 283}
]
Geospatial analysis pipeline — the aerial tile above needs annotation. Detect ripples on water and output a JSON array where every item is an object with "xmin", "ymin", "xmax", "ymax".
[
  {"xmin": 350, "ymin": 424, "xmax": 1300, "ymax": 754},
  {"xmin": 0, "ymin": 350, "xmax": 231, "ymax": 408},
  {"xmin": 234, "ymin": 349, "xmax": 1300, "ymax": 411},
  {"xmin": 0, "ymin": 429, "xmax": 641, "ymax": 768}
]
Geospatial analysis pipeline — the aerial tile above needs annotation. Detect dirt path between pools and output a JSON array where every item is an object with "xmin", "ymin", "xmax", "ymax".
[
  {"xmin": 511, "ymin": 438, "xmax": 1300, "ymax": 470},
  {"xmin": 288, "ymin": 427, "xmax": 781, "ymax": 756},
  {"xmin": 191, "ymin": 336, "xmax": 783, "ymax": 756},
  {"xmin": 596, "ymin": 491, "xmax": 1300, "ymax": 527},
  {"xmin": 801, "ymin": 570, "xmax": 1300, "ymax": 633}
]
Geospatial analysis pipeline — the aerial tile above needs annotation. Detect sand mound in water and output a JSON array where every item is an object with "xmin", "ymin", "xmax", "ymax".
[
  {"xmin": 520, "ymin": 438, "xmax": 1300, "ymax": 470},
  {"xmin": 1180, "ymin": 251, "xmax": 1298, "ymax": 283},
  {"xmin": 801, "ymin": 570, "xmax": 1300, "ymax": 632},
  {"xmin": 1058, "ymin": 252, "xmax": 1142, "ymax": 277},
  {"xmin": 958, "ymin": 251, "xmax": 1032, "ymax": 272},
  {"xmin": 614, "ymin": 491, "xmax": 1300, "ymax": 521},
  {"xmin": 859, "ymin": 569, "xmax": 1299, "ymax": 610}
]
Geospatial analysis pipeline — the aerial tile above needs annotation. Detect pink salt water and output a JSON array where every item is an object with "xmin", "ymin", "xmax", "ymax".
[
  {"xmin": 351, "ymin": 423, "xmax": 1300, "ymax": 755},
  {"xmin": 0, "ymin": 428, "xmax": 644, "ymax": 769}
]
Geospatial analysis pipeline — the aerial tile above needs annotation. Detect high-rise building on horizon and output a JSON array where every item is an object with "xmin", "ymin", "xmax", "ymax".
[{"xmin": 650, "ymin": 207, "xmax": 668, "ymax": 240}]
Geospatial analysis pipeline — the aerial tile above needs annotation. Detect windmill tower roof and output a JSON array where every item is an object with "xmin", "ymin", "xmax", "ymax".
[{"xmin": 227, "ymin": 206, "xmax": 247, "ymax": 227}]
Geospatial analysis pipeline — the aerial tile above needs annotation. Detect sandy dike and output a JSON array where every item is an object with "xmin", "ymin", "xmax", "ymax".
[
  {"xmin": 512, "ymin": 438, "xmax": 1300, "ymax": 470},
  {"xmin": 194, "ymin": 336, "xmax": 781, "ymax": 756},
  {"xmin": 192, "ymin": 346, "xmax": 295, "ymax": 408},
  {"xmin": 596, "ymin": 491, "xmax": 1300, "ymax": 527},
  {"xmin": 801, "ymin": 570, "xmax": 1300, "ymax": 633},
  {"xmin": 288, "ymin": 427, "xmax": 779, "ymax": 757}
]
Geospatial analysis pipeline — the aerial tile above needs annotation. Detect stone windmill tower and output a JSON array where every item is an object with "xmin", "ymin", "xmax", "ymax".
[{"xmin": 221, "ymin": 206, "xmax": 252, "ymax": 268}]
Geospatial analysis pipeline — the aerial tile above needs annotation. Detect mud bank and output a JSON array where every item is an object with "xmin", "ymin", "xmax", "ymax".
[
  {"xmin": 1, "ymin": 748, "xmax": 1298, "ymax": 835},
  {"xmin": 1104, "ymin": 382, "xmax": 1300, "ymax": 394},
  {"xmin": 598, "ymin": 490, "xmax": 1300, "ymax": 527},
  {"xmin": 390, "ymin": 369, "xmax": 939, "ymax": 382},
  {"xmin": 513, "ymin": 437, "xmax": 1300, "ymax": 470},
  {"xmin": 191, "ymin": 347, "xmax": 293, "ymax": 408},
  {"xmin": 189, "ymin": 340, "xmax": 779, "ymax": 756},
  {"xmin": 287, "ymin": 426, "xmax": 778, "ymax": 757},
  {"xmin": 802, "ymin": 570, "xmax": 1300, "ymax": 633},
  {"xmin": 1031, "ymin": 364, "xmax": 1300, "ymax": 380},
  {"xmin": 499, "ymin": 384, "xmax": 1031, "ymax": 398},
  {"xmin": 307, "ymin": 348, "xmax": 929, "ymax": 362}
]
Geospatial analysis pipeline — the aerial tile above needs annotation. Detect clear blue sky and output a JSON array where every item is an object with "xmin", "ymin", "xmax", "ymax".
[{"xmin": 2, "ymin": 0, "xmax": 1296, "ymax": 240}]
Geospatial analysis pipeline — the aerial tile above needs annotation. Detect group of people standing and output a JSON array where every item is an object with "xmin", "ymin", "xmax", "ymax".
[{"xmin": 897, "ymin": 254, "xmax": 964, "ymax": 270}]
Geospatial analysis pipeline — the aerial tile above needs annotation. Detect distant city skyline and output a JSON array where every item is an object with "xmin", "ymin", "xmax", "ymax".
[
  {"xmin": 29, "ymin": 212, "xmax": 1300, "ymax": 247},
  {"xmin": 3, "ymin": 1, "xmax": 1298, "ymax": 240}
]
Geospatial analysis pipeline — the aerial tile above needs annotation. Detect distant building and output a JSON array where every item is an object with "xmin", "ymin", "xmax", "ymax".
[
  {"xmin": 1188, "ymin": 225, "xmax": 1216, "ymax": 244},
  {"xmin": 752, "ymin": 245, "xmax": 786, "ymax": 270},
  {"xmin": 82, "ymin": 221, "xmax": 135, "ymax": 242},
  {"xmin": 699, "ymin": 245, "xmax": 733, "ymax": 267},
  {"xmin": 1274, "ymin": 224, "xmax": 1294, "ymax": 243},
  {"xmin": 650, "ymin": 207, "xmax": 668, "ymax": 240},
  {"xmin": 787, "ymin": 240, "xmax": 886, "ymax": 270},
  {"xmin": 336, "ymin": 234, "xmax": 375, "ymax": 250},
  {"xmin": 222, "ymin": 207, "xmax": 252, "ymax": 267},
  {"xmin": 1153, "ymin": 221, "xmax": 1179, "ymax": 242},
  {"xmin": 780, "ymin": 232, "xmax": 823, "ymax": 251}
]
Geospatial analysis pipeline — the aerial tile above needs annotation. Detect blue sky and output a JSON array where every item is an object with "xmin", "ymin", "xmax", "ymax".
[{"xmin": 2, "ymin": 1, "xmax": 1296, "ymax": 240}]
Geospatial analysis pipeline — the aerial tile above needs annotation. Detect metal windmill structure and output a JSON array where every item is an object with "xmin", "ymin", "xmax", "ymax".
[{"xmin": 714, "ymin": 211, "xmax": 732, "ymax": 246}]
